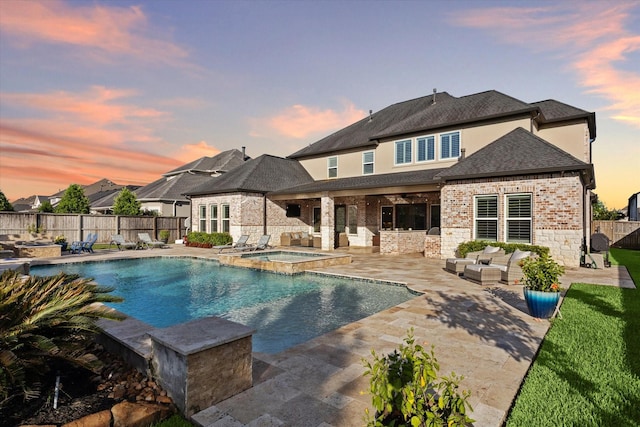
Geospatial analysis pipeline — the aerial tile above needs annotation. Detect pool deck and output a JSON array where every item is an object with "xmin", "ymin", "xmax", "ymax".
[{"xmin": 24, "ymin": 245, "xmax": 635, "ymax": 427}]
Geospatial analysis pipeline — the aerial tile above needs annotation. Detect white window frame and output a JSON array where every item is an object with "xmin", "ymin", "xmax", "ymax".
[
  {"xmin": 505, "ymin": 193, "xmax": 532, "ymax": 243},
  {"xmin": 394, "ymin": 139, "xmax": 412, "ymax": 165},
  {"xmin": 416, "ymin": 135, "xmax": 435, "ymax": 162},
  {"xmin": 440, "ymin": 131, "xmax": 461, "ymax": 160},
  {"xmin": 474, "ymin": 195, "xmax": 498, "ymax": 241},
  {"xmin": 328, "ymin": 156, "xmax": 338, "ymax": 178},
  {"xmin": 198, "ymin": 205, "xmax": 207, "ymax": 232},
  {"xmin": 362, "ymin": 151, "xmax": 374, "ymax": 175},
  {"xmin": 221, "ymin": 203, "xmax": 230, "ymax": 233},
  {"xmin": 210, "ymin": 204, "xmax": 218, "ymax": 233}
]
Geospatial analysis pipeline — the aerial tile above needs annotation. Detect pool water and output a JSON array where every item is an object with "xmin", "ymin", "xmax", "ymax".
[
  {"xmin": 240, "ymin": 250, "xmax": 324, "ymax": 262},
  {"xmin": 31, "ymin": 258, "xmax": 418, "ymax": 353}
]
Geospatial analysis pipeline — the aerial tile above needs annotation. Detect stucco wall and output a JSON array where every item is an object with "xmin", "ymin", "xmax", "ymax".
[{"xmin": 440, "ymin": 174, "xmax": 584, "ymax": 266}]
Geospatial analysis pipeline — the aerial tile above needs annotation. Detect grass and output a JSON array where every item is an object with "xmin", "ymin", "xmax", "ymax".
[
  {"xmin": 506, "ymin": 249, "xmax": 640, "ymax": 426},
  {"xmin": 153, "ymin": 414, "xmax": 194, "ymax": 427}
]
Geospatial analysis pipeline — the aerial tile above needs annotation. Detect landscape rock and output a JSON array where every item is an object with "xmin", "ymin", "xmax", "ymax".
[
  {"xmin": 62, "ymin": 409, "xmax": 112, "ymax": 427},
  {"xmin": 111, "ymin": 401, "xmax": 174, "ymax": 427}
]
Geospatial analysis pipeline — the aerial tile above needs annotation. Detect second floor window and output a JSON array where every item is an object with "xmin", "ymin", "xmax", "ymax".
[
  {"xmin": 440, "ymin": 131, "xmax": 460, "ymax": 159},
  {"xmin": 417, "ymin": 136, "xmax": 435, "ymax": 162},
  {"xmin": 363, "ymin": 151, "xmax": 374, "ymax": 174},
  {"xmin": 328, "ymin": 156, "xmax": 338, "ymax": 178},
  {"xmin": 395, "ymin": 139, "xmax": 412, "ymax": 165}
]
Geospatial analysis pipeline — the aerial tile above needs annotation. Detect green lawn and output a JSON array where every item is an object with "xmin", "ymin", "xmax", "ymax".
[{"xmin": 506, "ymin": 248, "xmax": 640, "ymax": 426}]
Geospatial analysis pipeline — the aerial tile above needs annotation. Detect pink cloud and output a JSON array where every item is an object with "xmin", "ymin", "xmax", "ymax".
[
  {"xmin": 0, "ymin": 86, "xmax": 187, "ymax": 201},
  {"xmin": 450, "ymin": 1, "xmax": 640, "ymax": 128},
  {"xmin": 172, "ymin": 141, "xmax": 222, "ymax": 163},
  {"xmin": 255, "ymin": 101, "xmax": 367, "ymax": 139},
  {"xmin": 0, "ymin": 0, "xmax": 189, "ymax": 66}
]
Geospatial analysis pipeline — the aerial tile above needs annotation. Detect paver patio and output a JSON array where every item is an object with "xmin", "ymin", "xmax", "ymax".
[{"xmin": 27, "ymin": 246, "xmax": 634, "ymax": 426}]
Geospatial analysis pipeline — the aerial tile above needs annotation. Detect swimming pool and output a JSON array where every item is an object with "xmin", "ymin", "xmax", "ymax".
[{"xmin": 31, "ymin": 258, "xmax": 418, "ymax": 353}]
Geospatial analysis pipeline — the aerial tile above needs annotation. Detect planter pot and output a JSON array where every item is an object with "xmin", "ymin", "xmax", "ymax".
[
  {"xmin": 523, "ymin": 288, "xmax": 560, "ymax": 318},
  {"xmin": 56, "ymin": 242, "xmax": 68, "ymax": 252}
]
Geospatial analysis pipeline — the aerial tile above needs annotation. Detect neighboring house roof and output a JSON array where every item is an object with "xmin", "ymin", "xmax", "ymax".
[
  {"xmin": 289, "ymin": 90, "xmax": 595, "ymax": 159},
  {"xmin": 162, "ymin": 149, "xmax": 249, "ymax": 177},
  {"xmin": 271, "ymin": 168, "xmax": 446, "ymax": 196},
  {"xmin": 51, "ymin": 178, "xmax": 122, "ymax": 198},
  {"xmin": 187, "ymin": 155, "xmax": 314, "ymax": 196},
  {"xmin": 435, "ymin": 127, "xmax": 595, "ymax": 187},
  {"xmin": 135, "ymin": 149, "xmax": 249, "ymax": 202},
  {"xmin": 91, "ymin": 186, "xmax": 142, "ymax": 210}
]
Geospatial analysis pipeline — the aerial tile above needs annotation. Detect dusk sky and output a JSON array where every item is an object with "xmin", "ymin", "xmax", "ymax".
[{"xmin": 1, "ymin": 0, "xmax": 638, "ymax": 209}]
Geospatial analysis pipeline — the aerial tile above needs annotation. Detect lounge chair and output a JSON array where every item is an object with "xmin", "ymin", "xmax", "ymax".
[
  {"xmin": 238, "ymin": 235, "xmax": 271, "ymax": 252},
  {"xmin": 214, "ymin": 234, "xmax": 250, "ymax": 253},
  {"xmin": 445, "ymin": 245, "xmax": 505, "ymax": 275},
  {"xmin": 138, "ymin": 233, "xmax": 165, "ymax": 249},
  {"xmin": 110, "ymin": 234, "xmax": 137, "ymax": 251},
  {"xmin": 69, "ymin": 233, "xmax": 92, "ymax": 254},
  {"xmin": 463, "ymin": 249, "xmax": 534, "ymax": 285}
]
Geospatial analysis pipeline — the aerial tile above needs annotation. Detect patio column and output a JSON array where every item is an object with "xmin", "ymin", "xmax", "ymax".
[{"xmin": 320, "ymin": 193, "xmax": 334, "ymax": 251}]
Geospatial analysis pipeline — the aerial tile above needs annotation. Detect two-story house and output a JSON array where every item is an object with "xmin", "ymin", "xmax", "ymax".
[{"xmin": 187, "ymin": 90, "xmax": 596, "ymax": 266}]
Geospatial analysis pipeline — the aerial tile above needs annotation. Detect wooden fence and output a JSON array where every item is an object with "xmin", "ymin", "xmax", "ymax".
[
  {"xmin": 592, "ymin": 220, "xmax": 640, "ymax": 250},
  {"xmin": 0, "ymin": 212, "xmax": 188, "ymax": 243}
]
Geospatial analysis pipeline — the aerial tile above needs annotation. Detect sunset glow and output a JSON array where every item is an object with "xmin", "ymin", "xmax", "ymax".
[{"xmin": 1, "ymin": 0, "xmax": 638, "ymax": 209}]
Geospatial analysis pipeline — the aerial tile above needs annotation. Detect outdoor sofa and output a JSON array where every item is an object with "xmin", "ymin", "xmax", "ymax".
[
  {"xmin": 463, "ymin": 249, "xmax": 534, "ymax": 285},
  {"xmin": 445, "ymin": 245, "xmax": 505, "ymax": 275}
]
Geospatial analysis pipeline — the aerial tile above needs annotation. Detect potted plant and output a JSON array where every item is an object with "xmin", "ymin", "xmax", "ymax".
[
  {"xmin": 362, "ymin": 329, "xmax": 474, "ymax": 426},
  {"xmin": 54, "ymin": 235, "xmax": 68, "ymax": 252},
  {"xmin": 159, "ymin": 230, "xmax": 170, "ymax": 244},
  {"xmin": 520, "ymin": 254, "xmax": 565, "ymax": 319}
]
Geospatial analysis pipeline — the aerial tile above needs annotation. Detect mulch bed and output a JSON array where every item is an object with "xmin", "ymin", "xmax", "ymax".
[{"xmin": 0, "ymin": 345, "xmax": 158, "ymax": 427}]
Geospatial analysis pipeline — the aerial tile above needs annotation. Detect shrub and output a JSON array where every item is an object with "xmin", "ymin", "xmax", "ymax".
[
  {"xmin": 159, "ymin": 230, "xmax": 170, "ymax": 242},
  {"xmin": 362, "ymin": 329, "xmax": 474, "ymax": 426},
  {"xmin": 456, "ymin": 240, "xmax": 549, "ymax": 258},
  {"xmin": 0, "ymin": 270, "xmax": 123, "ymax": 407},
  {"xmin": 521, "ymin": 254, "xmax": 565, "ymax": 292},
  {"xmin": 185, "ymin": 231, "xmax": 232, "ymax": 247}
]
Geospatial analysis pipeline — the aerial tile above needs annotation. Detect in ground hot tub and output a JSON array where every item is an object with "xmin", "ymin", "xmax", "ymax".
[{"xmin": 218, "ymin": 250, "xmax": 351, "ymax": 274}]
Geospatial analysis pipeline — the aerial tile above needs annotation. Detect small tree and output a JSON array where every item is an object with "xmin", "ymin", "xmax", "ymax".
[
  {"xmin": 112, "ymin": 188, "xmax": 141, "ymax": 215},
  {"xmin": 0, "ymin": 190, "xmax": 14, "ymax": 211},
  {"xmin": 592, "ymin": 199, "xmax": 619, "ymax": 220},
  {"xmin": 37, "ymin": 200, "xmax": 54, "ymax": 213},
  {"xmin": 54, "ymin": 184, "xmax": 90, "ymax": 214}
]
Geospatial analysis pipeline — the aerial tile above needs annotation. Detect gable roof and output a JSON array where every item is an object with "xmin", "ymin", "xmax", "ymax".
[
  {"xmin": 186, "ymin": 155, "xmax": 314, "ymax": 196},
  {"xmin": 135, "ymin": 149, "xmax": 249, "ymax": 202},
  {"xmin": 163, "ymin": 149, "xmax": 248, "ymax": 177},
  {"xmin": 289, "ymin": 90, "xmax": 595, "ymax": 159},
  {"xmin": 435, "ymin": 127, "xmax": 594, "ymax": 187}
]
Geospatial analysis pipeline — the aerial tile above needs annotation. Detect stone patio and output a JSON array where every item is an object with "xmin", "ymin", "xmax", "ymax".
[{"xmin": 28, "ymin": 245, "xmax": 635, "ymax": 427}]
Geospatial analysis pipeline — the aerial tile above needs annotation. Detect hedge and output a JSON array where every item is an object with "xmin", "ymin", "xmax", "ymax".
[
  {"xmin": 185, "ymin": 232, "xmax": 232, "ymax": 247},
  {"xmin": 456, "ymin": 240, "xmax": 550, "ymax": 258}
]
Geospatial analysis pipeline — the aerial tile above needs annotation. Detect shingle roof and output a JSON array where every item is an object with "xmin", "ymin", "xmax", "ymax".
[
  {"xmin": 435, "ymin": 127, "xmax": 593, "ymax": 184},
  {"xmin": 135, "ymin": 149, "xmax": 248, "ymax": 202},
  {"xmin": 91, "ymin": 186, "xmax": 141, "ymax": 209},
  {"xmin": 289, "ymin": 90, "xmax": 595, "ymax": 159},
  {"xmin": 163, "ymin": 149, "xmax": 248, "ymax": 176},
  {"xmin": 186, "ymin": 155, "xmax": 314, "ymax": 196},
  {"xmin": 271, "ymin": 168, "xmax": 446, "ymax": 195}
]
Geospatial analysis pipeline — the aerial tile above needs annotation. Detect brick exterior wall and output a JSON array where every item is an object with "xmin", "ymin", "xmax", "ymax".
[
  {"xmin": 424, "ymin": 235, "xmax": 441, "ymax": 258},
  {"xmin": 441, "ymin": 173, "xmax": 584, "ymax": 266}
]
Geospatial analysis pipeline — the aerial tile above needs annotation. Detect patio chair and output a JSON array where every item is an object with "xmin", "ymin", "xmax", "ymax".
[
  {"xmin": 463, "ymin": 249, "xmax": 534, "ymax": 285},
  {"xmin": 69, "ymin": 233, "xmax": 92, "ymax": 254},
  {"xmin": 110, "ymin": 234, "xmax": 137, "ymax": 251},
  {"xmin": 238, "ymin": 235, "xmax": 271, "ymax": 252},
  {"xmin": 214, "ymin": 234, "xmax": 250, "ymax": 253},
  {"xmin": 445, "ymin": 245, "xmax": 505, "ymax": 275},
  {"xmin": 82, "ymin": 233, "xmax": 98, "ymax": 253},
  {"xmin": 138, "ymin": 232, "xmax": 165, "ymax": 249}
]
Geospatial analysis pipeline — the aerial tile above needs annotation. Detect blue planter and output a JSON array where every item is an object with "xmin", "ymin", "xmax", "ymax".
[{"xmin": 523, "ymin": 288, "xmax": 560, "ymax": 319}]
